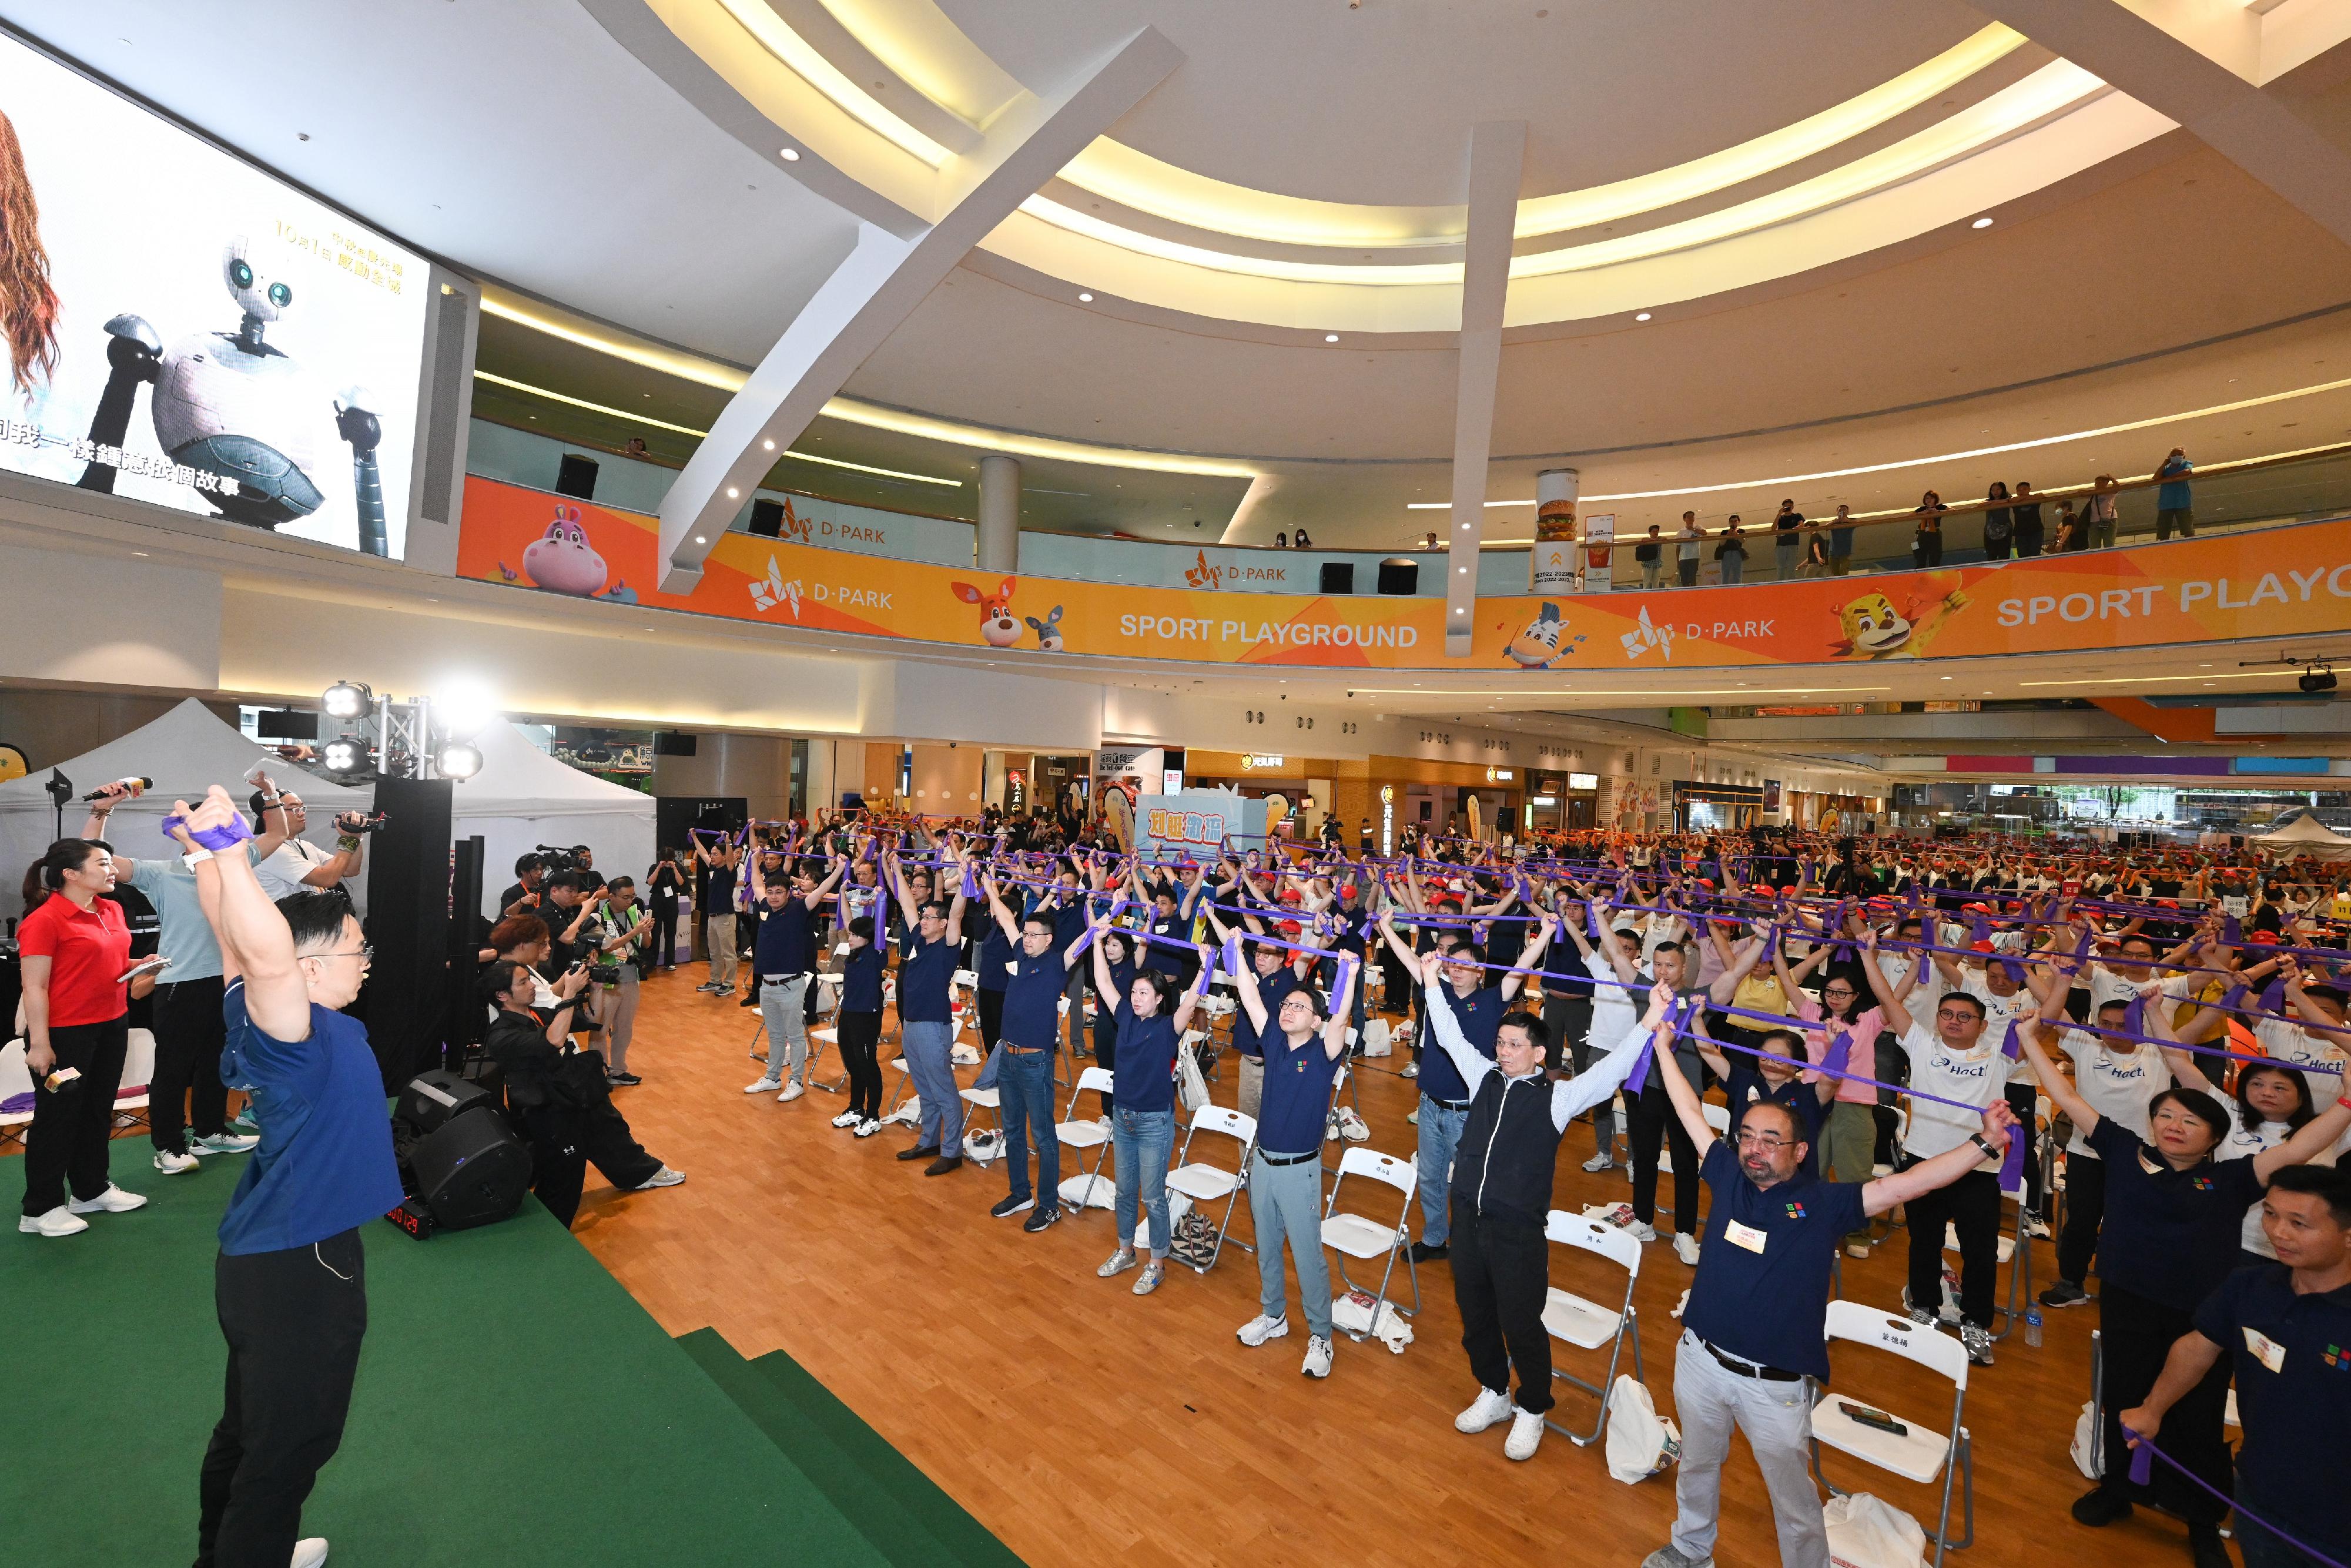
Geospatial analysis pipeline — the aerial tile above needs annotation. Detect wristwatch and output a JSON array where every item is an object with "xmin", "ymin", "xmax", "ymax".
[
  {"xmin": 1967, "ymin": 1132, "xmax": 1999, "ymax": 1159},
  {"xmin": 180, "ymin": 849, "xmax": 214, "ymax": 867}
]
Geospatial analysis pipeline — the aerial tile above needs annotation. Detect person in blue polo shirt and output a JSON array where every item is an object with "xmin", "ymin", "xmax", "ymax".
[
  {"xmin": 1230, "ymin": 944, "xmax": 1359, "ymax": 1381},
  {"xmin": 1203, "ymin": 899, "xmax": 1310, "ymax": 1122},
  {"xmin": 743, "ymin": 847, "xmax": 846, "ymax": 1103},
  {"xmin": 172, "ymin": 784, "xmax": 404, "ymax": 1568},
  {"xmin": 1377, "ymin": 910, "xmax": 1553, "ymax": 1263},
  {"xmin": 982, "ymin": 873, "xmax": 1087, "ymax": 1233},
  {"xmin": 2122, "ymin": 1164, "xmax": 2351, "ymax": 1568},
  {"xmin": 886, "ymin": 846, "xmax": 967, "ymax": 1175},
  {"xmin": 1689, "ymin": 1020, "xmax": 1840, "ymax": 1178},
  {"xmin": 1637, "ymin": 997, "xmax": 2022, "ymax": 1568}
]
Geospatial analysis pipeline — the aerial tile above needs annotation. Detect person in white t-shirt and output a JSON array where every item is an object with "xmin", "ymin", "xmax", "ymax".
[
  {"xmin": 2027, "ymin": 990, "xmax": 2172, "ymax": 1308},
  {"xmin": 1862, "ymin": 930, "xmax": 2016, "ymax": 1365},
  {"xmin": 246, "ymin": 783, "xmax": 364, "ymax": 902}
]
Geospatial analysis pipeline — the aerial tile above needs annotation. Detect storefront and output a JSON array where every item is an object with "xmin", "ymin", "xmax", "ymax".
[
  {"xmin": 1674, "ymin": 780, "xmax": 1764, "ymax": 833},
  {"xmin": 1178, "ymin": 751, "xmax": 1334, "ymax": 841},
  {"xmin": 1526, "ymin": 770, "xmax": 1601, "ymax": 833}
]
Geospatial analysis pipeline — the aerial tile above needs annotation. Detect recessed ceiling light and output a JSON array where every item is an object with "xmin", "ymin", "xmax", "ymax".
[
  {"xmin": 694, "ymin": 535, "xmax": 707, "ymax": 544},
  {"xmin": 763, "ymin": 439, "xmax": 775, "ymax": 450},
  {"xmin": 781, "ymin": 148, "xmax": 801, "ymax": 161},
  {"xmin": 1970, "ymin": 216, "xmax": 1994, "ymax": 229},
  {"xmin": 1078, "ymin": 292, "xmax": 1094, "ymax": 302},
  {"xmin": 1324, "ymin": 334, "xmax": 1339, "ymax": 343},
  {"xmin": 1633, "ymin": 312, "xmax": 1652, "ymax": 322},
  {"xmin": 726, "ymin": 487, "xmax": 740, "ymax": 498}
]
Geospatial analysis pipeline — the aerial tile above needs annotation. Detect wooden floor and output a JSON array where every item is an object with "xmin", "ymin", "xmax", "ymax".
[{"xmin": 571, "ymin": 967, "xmax": 2181, "ymax": 1568}]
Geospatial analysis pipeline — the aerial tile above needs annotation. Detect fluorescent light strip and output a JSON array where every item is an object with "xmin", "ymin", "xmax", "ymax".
[
  {"xmin": 717, "ymin": 0, "xmax": 950, "ymax": 168},
  {"xmin": 1404, "ymin": 377, "xmax": 2351, "ymax": 508},
  {"xmin": 2017, "ymin": 672, "xmax": 2297, "ymax": 688},
  {"xmin": 476, "ymin": 290, "xmax": 1258, "ymax": 479},
  {"xmin": 471, "ymin": 371, "xmax": 960, "ymax": 487},
  {"xmin": 1351, "ymin": 686, "xmax": 1893, "ymax": 697}
]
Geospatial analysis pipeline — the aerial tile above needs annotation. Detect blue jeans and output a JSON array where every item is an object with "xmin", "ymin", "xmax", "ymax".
[
  {"xmin": 1112, "ymin": 1106, "xmax": 1175, "ymax": 1255},
  {"xmin": 996, "ymin": 1047, "xmax": 1060, "ymax": 1206},
  {"xmin": 900, "ymin": 1020, "xmax": 961, "ymax": 1153},
  {"xmin": 1719, "ymin": 554, "xmax": 1744, "ymax": 584},
  {"xmin": 1415, "ymin": 1096, "xmax": 1469, "ymax": 1245}
]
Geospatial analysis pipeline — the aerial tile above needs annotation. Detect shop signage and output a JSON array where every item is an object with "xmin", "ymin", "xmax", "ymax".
[
  {"xmin": 1568, "ymin": 772, "xmax": 1599, "ymax": 790},
  {"xmin": 1240, "ymin": 753, "xmax": 1285, "ymax": 769},
  {"xmin": 1485, "ymin": 768, "xmax": 1515, "ymax": 782},
  {"xmin": 1379, "ymin": 784, "xmax": 1395, "ymax": 857}
]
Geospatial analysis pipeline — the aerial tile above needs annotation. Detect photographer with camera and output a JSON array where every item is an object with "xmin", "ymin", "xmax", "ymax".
[
  {"xmin": 645, "ymin": 848, "xmax": 686, "ymax": 970},
  {"xmin": 482, "ymin": 957, "xmax": 681, "ymax": 1229},
  {"xmin": 496, "ymin": 853, "xmax": 548, "ymax": 920},
  {"xmin": 595, "ymin": 877, "xmax": 655, "ymax": 1085},
  {"xmin": 246, "ymin": 773, "xmax": 367, "ymax": 901}
]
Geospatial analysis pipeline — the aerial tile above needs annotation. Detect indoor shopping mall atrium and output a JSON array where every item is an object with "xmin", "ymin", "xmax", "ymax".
[{"xmin": 8, "ymin": 5, "xmax": 2351, "ymax": 1568}]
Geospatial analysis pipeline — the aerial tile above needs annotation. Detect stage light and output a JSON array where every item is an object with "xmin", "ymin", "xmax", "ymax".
[
  {"xmin": 321, "ymin": 681, "xmax": 371, "ymax": 719},
  {"xmin": 2299, "ymin": 666, "xmax": 2336, "ymax": 693},
  {"xmin": 436, "ymin": 742, "xmax": 484, "ymax": 780},
  {"xmin": 322, "ymin": 738, "xmax": 363, "ymax": 773},
  {"xmin": 434, "ymin": 684, "xmax": 497, "ymax": 739}
]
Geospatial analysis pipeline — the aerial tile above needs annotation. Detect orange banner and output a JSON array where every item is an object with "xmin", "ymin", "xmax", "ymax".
[{"xmin": 456, "ymin": 478, "xmax": 2351, "ymax": 670}]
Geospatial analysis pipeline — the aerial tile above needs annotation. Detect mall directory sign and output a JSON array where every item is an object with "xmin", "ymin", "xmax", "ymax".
[
  {"xmin": 457, "ymin": 477, "xmax": 2351, "ymax": 671},
  {"xmin": 0, "ymin": 33, "xmax": 428, "ymax": 557}
]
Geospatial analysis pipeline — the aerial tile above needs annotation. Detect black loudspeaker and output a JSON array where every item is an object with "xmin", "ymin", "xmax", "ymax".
[
  {"xmin": 398, "ymin": 1068, "xmax": 497, "ymax": 1135},
  {"xmin": 1319, "ymin": 561, "xmax": 1355, "ymax": 595},
  {"xmin": 652, "ymin": 731, "xmax": 698, "ymax": 757},
  {"xmin": 1377, "ymin": 557, "xmax": 1420, "ymax": 595},
  {"xmin": 554, "ymin": 453, "xmax": 600, "ymax": 499},
  {"xmin": 364, "ymin": 778, "xmax": 455, "ymax": 1092},
  {"xmin": 748, "ymin": 498, "xmax": 785, "ymax": 538},
  {"xmin": 408, "ymin": 1107, "xmax": 532, "ymax": 1231}
]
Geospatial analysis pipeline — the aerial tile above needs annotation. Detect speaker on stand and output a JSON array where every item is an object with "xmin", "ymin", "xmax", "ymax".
[{"xmin": 364, "ymin": 778, "xmax": 454, "ymax": 1092}]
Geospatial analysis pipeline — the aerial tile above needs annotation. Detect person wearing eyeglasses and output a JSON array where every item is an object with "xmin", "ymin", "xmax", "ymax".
[
  {"xmin": 1774, "ymin": 931, "xmax": 1897, "ymax": 1255},
  {"xmin": 166, "ymin": 784, "xmax": 406, "ymax": 1568},
  {"xmin": 982, "ymin": 873, "xmax": 1088, "ymax": 1234},
  {"xmin": 246, "ymin": 776, "xmax": 364, "ymax": 901},
  {"xmin": 1637, "ymin": 999, "xmax": 2022, "ymax": 1568}
]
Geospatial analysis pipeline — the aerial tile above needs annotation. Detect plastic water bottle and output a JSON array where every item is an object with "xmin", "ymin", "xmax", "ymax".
[{"xmin": 2024, "ymin": 1304, "xmax": 2043, "ymax": 1348}]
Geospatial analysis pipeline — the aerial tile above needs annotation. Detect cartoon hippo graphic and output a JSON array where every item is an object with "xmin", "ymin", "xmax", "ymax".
[
  {"xmin": 1828, "ymin": 587, "xmax": 1968, "ymax": 659},
  {"xmin": 500, "ymin": 505, "xmax": 636, "ymax": 602},
  {"xmin": 1505, "ymin": 602, "xmax": 1569, "ymax": 668}
]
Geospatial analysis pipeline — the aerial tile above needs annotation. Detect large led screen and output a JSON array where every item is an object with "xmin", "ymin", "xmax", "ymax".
[{"xmin": 0, "ymin": 33, "xmax": 428, "ymax": 556}]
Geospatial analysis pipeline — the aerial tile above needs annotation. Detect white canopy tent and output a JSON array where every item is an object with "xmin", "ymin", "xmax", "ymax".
[
  {"xmin": 453, "ymin": 722, "xmax": 656, "ymax": 919},
  {"xmin": 0, "ymin": 699, "xmax": 371, "ymax": 889},
  {"xmin": 2249, "ymin": 808, "xmax": 2351, "ymax": 863}
]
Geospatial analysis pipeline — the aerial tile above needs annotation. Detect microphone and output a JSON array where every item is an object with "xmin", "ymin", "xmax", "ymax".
[{"xmin": 83, "ymin": 776, "xmax": 153, "ymax": 802}]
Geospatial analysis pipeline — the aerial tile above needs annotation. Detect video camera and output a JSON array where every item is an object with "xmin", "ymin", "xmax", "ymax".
[
  {"xmin": 335, "ymin": 810, "xmax": 390, "ymax": 836},
  {"xmin": 534, "ymin": 843, "xmax": 593, "ymax": 874}
]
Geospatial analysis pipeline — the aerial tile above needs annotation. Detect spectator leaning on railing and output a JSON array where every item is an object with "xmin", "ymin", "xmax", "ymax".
[
  {"xmin": 1635, "ymin": 524, "xmax": 1664, "ymax": 588},
  {"xmin": 2156, "ymin": 447, "xmax": 2195, "ymax": 540},
  {"xmin": 1771, "ymin": 499, "xmax": 1804, "ymax": 580},
  {"xmin": 1675, "ymin": 512, "xmax": 1703, "ymax": 585},
  {"xmin": 1715, "ymin": 517, "xmax": 1747, "ymax": 583},
  {"xmin": 1827, "ymin": 503, "xmax": 1855, "ymax": 574}
]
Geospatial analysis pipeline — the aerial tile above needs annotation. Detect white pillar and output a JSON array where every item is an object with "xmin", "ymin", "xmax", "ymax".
[
  {"xmin": 1529, "ymin": 467, "xmax": 1579, "ymax": 592},
  {"xmin": 977, "ymin": 455, "xmax": 1020, "ymax": 573}
]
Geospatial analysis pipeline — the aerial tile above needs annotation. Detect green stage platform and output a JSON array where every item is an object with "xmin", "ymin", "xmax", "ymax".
[{"xmin": 1, "ymin": 1143, "xmax": 1024, "ymax": 1568}]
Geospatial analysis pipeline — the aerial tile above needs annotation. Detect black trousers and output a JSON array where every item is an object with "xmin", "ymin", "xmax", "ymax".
[
  {"xmin": 1091, "ymin": 1006, "xmax": 1118, "ymax": 1114},
  {"xmin": 1627, "ymin": 1075, "xmax": 1699, "ymax": 1235},
  {"xmin": 2097, "ymin": 1282, "xmax": 2232, "ymax": 1523},
  {"xmin": 651, "ymin": 904, "xmax": 678, "ymax": 967},
  {"xmin": 2057, "ymin": 1152, "xmax": 2107, "ymax": 1285},
  {"xmin": 197, "ymin": 1229, "xmax": 367, "ymax": 1568},
  {"xmin": 839, "ymin": 1009, "xmax": 883, "ymax": 1117},
  {"xmin": 1451, "ymin": 1203, "xmax": 1553, "ymax": 1413},
  {"xmin": 1677, "ymin": 558, "xmax": 1699, "ymax": 587},
  {"xmin": 521, "ymin": 1090, "xmax": 662, "ymax": 1228},
  {"xmin": 19, "ymin": 1015, "xmax": 128, "ymax": 1216},
  {"xmin": 1540, "ymin": 990, "xmax": 1591, "ymax": 1077},
  {"xmin": 152, "ymin": 976, "xmax": 230, "ymax": 1151},
  {"xmin": 1904, "ymin": 1164, "xmax": 2001, "ymax": 1327},
  {"xmin": 977, "ymin": 987, "xmax": 1005, "ymax": 1053},
  {"xmin": 1913, "ymin": 533, "xmax": 1944, "ymax": 568}
]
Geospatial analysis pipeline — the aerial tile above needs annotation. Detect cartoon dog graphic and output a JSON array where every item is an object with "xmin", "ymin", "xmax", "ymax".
[
  {"xmin": 1024, "ymin": 605, "xmax": 1066, "ymax": 652},
  {"xmin": 950, "ymin": 577, "xmax": 1022, "ymax": 647},
  {"xmin": 1828, "ymin": 587, "xmax": 1969, "ymax": 659},
  {"xmin": 500, "ymin": 504, "xmax": 635, "ymax": 602},
  {"xmin": 1505, "ymin": 602, "xmax": 1569, "ymax": 668}
]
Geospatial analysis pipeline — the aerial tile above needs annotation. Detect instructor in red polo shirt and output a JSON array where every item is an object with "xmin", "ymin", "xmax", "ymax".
[{"xmin": 17, "ymin": 836, "xmax": 148, "ymax": 1238}]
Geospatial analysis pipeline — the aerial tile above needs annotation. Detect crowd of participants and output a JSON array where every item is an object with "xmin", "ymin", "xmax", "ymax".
[{"xmin": 16, "ymin": 776, "xmax": 2351, "ymax": 1568}]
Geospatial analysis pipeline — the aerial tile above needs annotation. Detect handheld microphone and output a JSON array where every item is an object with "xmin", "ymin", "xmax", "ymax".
[{"xmin": 82, "ymin": 776, "xmax": 153, "ymax": 802}]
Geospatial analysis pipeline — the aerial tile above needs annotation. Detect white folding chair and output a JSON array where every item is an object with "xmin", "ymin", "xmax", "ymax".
[
  {"xmin": 1167, "ymin": 1105, "xmax": 1257, "ymax": 1272},
  {"xmin": 112, "ymin": 1027, "xmax": 156, "ymax": 1131},
  {"xmin": 1811, "ymin": 1301, "xmax": 1974, "ymax": 1568},
  {"xmin": 1700, "ymin": 1100, "xmax": 1731, "ymax": 1137},
  {"xmin": 0, "ymin": 1039, "xmax": 34, "ymax": 1150},
  {"xmin": 1541, "ymin": 1210, "xmax": 1646, "ymax": 1445},
  {"xmin": 1321, "ymin": 1146, "xmax": 1421, "ymax": 1330},
  {"xmin": 1054, "ymin": 1066, "xmax": 1117, "ymax": 1211},
  {"xmin": 957, "ymin": 1082, "xmax": 1004, "ymax": 1166}
]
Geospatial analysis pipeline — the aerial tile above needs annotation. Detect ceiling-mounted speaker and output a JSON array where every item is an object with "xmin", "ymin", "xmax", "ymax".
[
  {"xmin": 554, "ymin": 453, "xmax": 599, "ymax": 500},
  {"xmin": 1377, "ymin": 558, "xmax": 1419, "ymax": 595},
  {"xmin": 749, "ymin": 498, "xmax": 786, "ymax": 538}
]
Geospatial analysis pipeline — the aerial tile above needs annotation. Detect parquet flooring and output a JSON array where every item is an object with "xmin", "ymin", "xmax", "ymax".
[{"xmin": 570, "ymin": 966, "xmax": 2188, "ymax": 1568}]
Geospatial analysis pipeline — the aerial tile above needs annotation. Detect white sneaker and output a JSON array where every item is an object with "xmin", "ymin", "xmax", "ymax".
[
  {"xmin": 291, "ymin": 1537, "xmax": 329, "ymax": 1568},
  {"xmin": 745, "ymin": 1077, "xmax": 782, "ymax": 1094},
  {"xmin": 1581, "ymin": 1151, "xmax": 1615, "ymax": 1172},
  {"xmin": 69, "ymin": 1185, "xmax": 148, "ymax": 1215},
  {"xmin": 1301, "ymin": 1334, "xmax": 1334, "ymax": 1379},
  {"xmin": 18, "ymin": 1205, "xmax": 88, "ymax": 1237},
  {"xmin": 853, "ymin": 1118, "xmax": 882, "ymax": 1138},
  {"xmin": 830, "ymin": 1110, "xmax": 862, "ymax": 1128},
  {"xmin": 1627, "ymin": 1221, "xmax": 1657, "ymax": 1243},
  {"xmin": 194, "ymin": 1131, "xmax": 259, "ymax": 1154},
  {"xmin": 154, "ymin": 1147, "xmax": 200, "ymax": 1175},
  {"xmin": 1673, "ymin": 1232, "xmax": 1702, "ymax": 1267},
  {"xmin": 1503, "ymin": 1407, "xmax": 1546, "ymax": 1461},
  {"xmin": 1455, "ymin": 1386, "xmax": 1515, "ymax": 1433},
  {"xmin": 631, "ymin": 1166, "xmax": 686, "ymax": 1190},
  {"xmin": 1237, "ymin": 1312, "xmax": 1290, "ymax": 1347},
  {"xmin": 777, "ymin": 1081, "xmax": 806, "ymax": 1103},
  {"xmin": 1401, "ymin": 1062, "xmax": 1419, "ymax": 1079},
  {"xmin": 1098, "ymin": 1247, "xmax": 1138, "ymax": 1278}
]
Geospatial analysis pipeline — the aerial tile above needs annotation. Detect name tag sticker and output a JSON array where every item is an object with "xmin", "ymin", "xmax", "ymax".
[
  {"xmin": 1004, "ymin": 961, "xmax": 1019, "ymax": 977},
  {"xmin": 1724, "ymin": 1219, "xmax": 1769, "ymax": 1254},
  {"xmin": 2243, "ymin": 1326, "xmax": 2286, "ymax": 1374}
]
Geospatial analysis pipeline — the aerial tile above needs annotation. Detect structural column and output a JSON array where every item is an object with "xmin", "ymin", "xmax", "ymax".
[{"xmin": 977, "ymin": 454, "xmax": 1021, "ymax": 573}]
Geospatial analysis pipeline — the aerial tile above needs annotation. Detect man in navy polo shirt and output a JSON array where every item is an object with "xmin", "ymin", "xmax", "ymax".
[
  {"xmin": 1377, "ymin": 912, "xmax": 1552, "ymax": 1263},
  {"xmin": 173, "ymin": 785, "xmax": 403, "ymax": 1568},
  {"xmin": 983, "ymin": 875, "xmax": 1084, "ymax": 1232},
  {"xmin": 1203, "ymin": 902, "xmax": 1308, "ymax": 1122},
  {"xmin": 2122, "ymin": 1164, "xmax": 2351, "ymax": 1568},
  {"xmin": 887, "ymin": 848, "xmax": 967, "ymax": 1175},
  {"xmin": 1637, "ymin": 999, "xmax": 2020, "ymax": 1568},
  {"xmin": 1029, "ymin": 860, "xmax": 1093, "ymax": 1065}
]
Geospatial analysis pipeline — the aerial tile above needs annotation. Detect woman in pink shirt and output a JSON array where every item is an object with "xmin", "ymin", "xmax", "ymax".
[{"xmin": 1776, "ymin": 937, "xmax": 1913, "ymax": 1257}]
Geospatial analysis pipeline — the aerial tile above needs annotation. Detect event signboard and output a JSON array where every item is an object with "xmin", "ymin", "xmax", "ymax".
[
  {"xmin": 0, "ymin": 34, "xmax": 430, "ymax": 556},
  {"xmin": 1138, "ymin": 789, "xmax": 1268, "ymax": 862},
  {"xmin": 457, "ymin": 477, "xmax": 2351, "ymax": 672}
]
